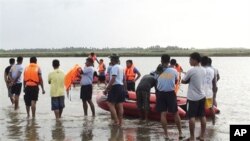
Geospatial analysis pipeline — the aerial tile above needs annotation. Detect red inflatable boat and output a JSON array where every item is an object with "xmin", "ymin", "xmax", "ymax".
[
  {"xmin": 96, "ymin": 91, "xmax": 186, "ymax": 121},
  {"xmin": 96, "ymin": 91, "xmax": 220, "ymax": 121}
]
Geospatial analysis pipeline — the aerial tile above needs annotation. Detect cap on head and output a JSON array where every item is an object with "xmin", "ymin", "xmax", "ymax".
[
  {"xmin": 109, "ymin": 54, "xmax": 119, "ymax": 62},
  {"xmin": 161, "ymin": 54, "xmax": 170, "ymax": 64}
]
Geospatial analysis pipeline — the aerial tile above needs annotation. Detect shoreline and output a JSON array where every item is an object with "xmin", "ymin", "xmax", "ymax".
[{"xmin": 1, "ymin": 48, "xmax": 250, "ymax": 57}]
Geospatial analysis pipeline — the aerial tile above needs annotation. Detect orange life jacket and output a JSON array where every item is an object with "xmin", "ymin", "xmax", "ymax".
[
  {"xmin": 98, "ymin": 63, "xmax": 105, "ymax": 73},
  {"xmin": 24, "ymin": 63, "xmax": 40, "ymax": 86},
  {"xmin": 125, "ymin": 65, "xmax": 136, "ymax": 81}
]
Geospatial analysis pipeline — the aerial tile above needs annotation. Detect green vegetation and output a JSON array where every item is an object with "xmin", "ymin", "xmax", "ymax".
[{"xmin": 1, "ymin": 46, "xmax": 250, "ymax": 57}]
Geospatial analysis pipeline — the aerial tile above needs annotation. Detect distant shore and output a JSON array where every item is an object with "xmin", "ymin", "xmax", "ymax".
[{"xmin": 1, "ymin": 47, "xmax": 250, "ymax": 57}]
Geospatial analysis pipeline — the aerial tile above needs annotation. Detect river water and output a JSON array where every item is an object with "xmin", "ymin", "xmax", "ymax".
[{"xmin": 1, "ymin": 57, "xmax": 250, "ymax": 141}]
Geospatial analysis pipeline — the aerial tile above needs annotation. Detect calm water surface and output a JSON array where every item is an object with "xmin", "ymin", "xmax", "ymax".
[{"xmin": 1, "ymin": 57, "xmax": 250, "ymax": 141}]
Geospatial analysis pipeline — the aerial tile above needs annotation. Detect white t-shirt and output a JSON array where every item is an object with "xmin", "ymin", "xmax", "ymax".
[
  {"xmin": 110, "ymin": 64, "xmax": 124, "ymax": 85},
  {"xmin": 182, "ymin": 66, "xmax": 206, "ymax": 101},
  {"xmin": 10, "ymin": 64, "xmax": 23, "ymax": 83},
  {"xmin": 80, "ymin": 66, "xmax": 94, "ymax": 85},
  {"xmin": 204, "ymin": 66, "xmax": 214, "ymax": 98}
]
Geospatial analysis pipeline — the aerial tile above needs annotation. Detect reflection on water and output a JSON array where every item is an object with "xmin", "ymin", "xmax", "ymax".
[
  {"xmin": 52, "ymin": 120, "xmax": 65, "ymax": 141},
  {"xmin": 136, "ymin": 126, "xmax": 151, "ymax": 141},
  {"xmin": 25, "ymin": 119, "xmax": 40, "ymax": 141},
  {"xmin": 81, "ymin": 117, "xmax": 94, "ymax": 141},
  {"xmin": 6, "ymin": 110, "xmax": 23, "ymax": 139},
  {"xmin": 109, "ymin": 126, "xmax": 124, "ymax": 141}
]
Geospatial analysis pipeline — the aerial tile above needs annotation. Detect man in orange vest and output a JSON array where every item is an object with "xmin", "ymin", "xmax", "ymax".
[
  {"xmin": 125, "ymin": 60, "xmax": 141, "ymax": 92},
  {"xmin": 98, "ymin": 59, "xmax": 106, "ymax": 85},
  {"xmin": 23, "ymin": 57, "xmax": 45, "ymax": 118}
]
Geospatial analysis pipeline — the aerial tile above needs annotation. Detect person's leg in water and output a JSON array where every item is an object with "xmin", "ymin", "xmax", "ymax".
[
  {"xmin": 107, "ymin": 102, "xmax": 119, "ymax": 125},
  {"xmin": 54, "ymin": 109, "xmax": 60, "ymax": 119},
  {"xmin": 115, "ymin": 103, "xmax": 124, "ymax": 126},
  {"xmin": 31, "ymin": 100, "xmax": 36, "ymax": 118},
  {"xmin": 189, "ymin": 117, "xmax": 196, "ymax": 141},
  {"xmin": 8, "ymin": 87, "xmax": 14, "ymax": 105},
  {"xmin": 174, "ymin": 112, "xmax": 184, "ymax": 139},
  {"xmin": 211, "ymin": 107, "xmax": 215, "ymax": 125},
  {"xmin": 59, "ymin": 108, "xmax": 63, "ymax": 118},
  {"xmin": 14, "ymin": 95, "xmax": 19, "ymax": 110},
  {"xmin": 160, "ymin": 112, "xmax": 169, "ymax": 138},
  {"xmin": 198, "ymin": 116, "xmax": 206, "ymax": 140},
  {"xmin": 82, "ymin": 100, "xmax": 88, "ymax": 116},
  {"xmin": 26, "ymin": 106, "xmax": 30, "ymax": 118},
  {"xmin": 87, "ymin": 100, "xmax": 95, "ymax": 116},
  {"xmin": 144, "ymin": 92, "xmax": 150, "ymax": 121}
]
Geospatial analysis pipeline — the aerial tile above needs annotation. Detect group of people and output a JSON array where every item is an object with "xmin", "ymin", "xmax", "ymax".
[
  {"xmin": 102, "ymin": 52, "xmax": 219, "ymax": 141},
  {"xmin": 4, "ymin": 52, "xmax": 220, "ymax": 141},
  {"xmin": 4, "ymin": 56, "xmax": 46, "ymax": 118}
]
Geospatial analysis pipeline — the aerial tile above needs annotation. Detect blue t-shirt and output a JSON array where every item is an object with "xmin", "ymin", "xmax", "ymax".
[
  {"xmin": 107, "ymin": 65, "xmax": 113, "ymax": 74},
  {"xmin": 110, "ymin": 64, "xmax": 124, "ymax": 85},
  {"xmin": 80, "ymin": 66, "xmax": 94, "ymax": 85},
  {"xmin": 157, "ymin": 67, "xmax": 178, "ymax": 92}
]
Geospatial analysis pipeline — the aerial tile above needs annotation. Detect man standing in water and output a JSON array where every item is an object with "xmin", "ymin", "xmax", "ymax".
[
  {"xmin": 182, "ymin": 52, "xmax": 207, "ymax": 141},
  {"xmin": 48, "ymin": 59, "xmax": 65, "ymax": 119},
  {"xmin": 104, "ymin": 54, "xmax": 126, "ymax": 126},
  {"xmin": 208, "ymin": 57, "xmax": 220, "ymax": 107},
  {"xmin": 201, "ymin": 56, "xmax": 215, "ymax": 125},
  {"xmin": 23, "ymin": 57, "xmax": 45, "ymax": 118},
  {"xmin": 156, "ymin": 54, "xmax": 183, "ymax": 139},
  {"xmin": 136, "ymin": 66, "xmax": 162, "ymax": 121},
  {"xmin": 125, "ymin": 60, "xmax": 141, "ymax": 92},
  {"xmin": 4, "ymin": 58, "xmax": 15, "ymax": 105},
  {"xmin": 9, "ymin": 56, "xmax": 23, "ymax": 110},
  {"xmin": 80, "ymin": 58, "xmax": 95, "ymax": 116}
]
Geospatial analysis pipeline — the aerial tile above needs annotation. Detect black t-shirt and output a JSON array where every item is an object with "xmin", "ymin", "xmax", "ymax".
[
  {"xmin": 136, "ymin": 74, "xmax": 156, "ymax": 92},
  {"xmin": 5, "ymin": 66, "xmax": 12, "ymax": 75}
]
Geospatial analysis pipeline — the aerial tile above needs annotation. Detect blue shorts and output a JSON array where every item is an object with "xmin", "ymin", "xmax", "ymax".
[
  {"xmin": 107, "ymin": 85, "xmax": 126, "ymax": 104},
  {"xmin": 51, "ymin": 96, "xmax": 65, "ymax": 110}
]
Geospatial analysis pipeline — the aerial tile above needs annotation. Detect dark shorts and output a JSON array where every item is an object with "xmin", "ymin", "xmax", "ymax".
[
  {"xmin": 98, "ymin": 75, "xmax": 106, "ymax": 82},
  {"xmin": 187, "ymin": 98, "xmax": 206, "ymax": 118},
  {"xmin": 24, "ymin": 86, "xmax": 39, "ymax": 106},
  {"xmin": 156, "ymin": 91, "xmax": 178, "ymax": 113},
  {"xmin": 80, "ymin": 85, "xmax": 93, "ymax": 100},
  {"xmin": 107, "ymin": 85, "xmax": 126, "ymax": 104},
  {"xmin": 127, "ymin": 82, "xmax": 135, "ymax": 91},
  {"xmin": 11, "ymin": 83, "xmax": 22, "ymax": 96},
  {"xmin": 136, "ymin": 90, "xmax": 150, "ymax": 111},
  {"xmin": 51, "ymin": 96, "xmax": 65, "ymax": 110}
]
